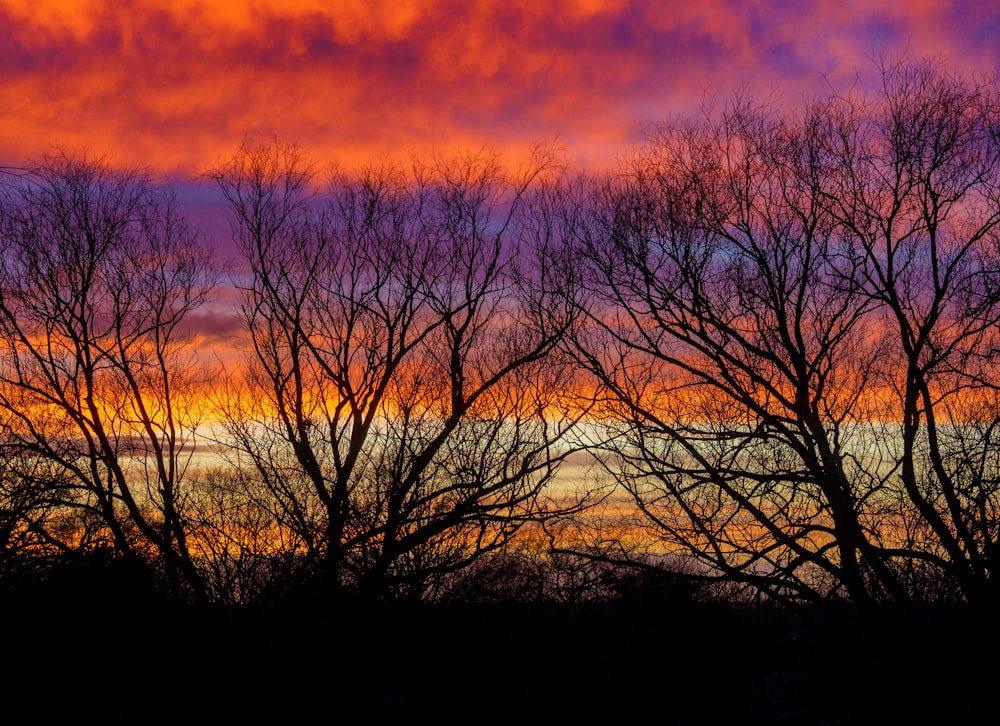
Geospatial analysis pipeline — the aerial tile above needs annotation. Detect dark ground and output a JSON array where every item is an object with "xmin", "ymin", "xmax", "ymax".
[{"xmin": 2, "ymin": 566, "xmax": 996, "ymax": 724}]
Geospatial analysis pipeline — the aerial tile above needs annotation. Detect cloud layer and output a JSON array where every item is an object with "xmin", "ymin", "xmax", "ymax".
[{"xmin": 2, "ymin": 0, "xmax": 997, "ymax": 176}]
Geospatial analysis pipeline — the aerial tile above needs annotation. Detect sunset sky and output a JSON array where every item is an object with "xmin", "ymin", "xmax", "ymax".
[
  {"xmin": 4, "ymin": 2, "xmax": 1000, "ymax": 628},
  {"xmin": 3, "ymin": 0, "xmax": 998, "ymax": 181}
]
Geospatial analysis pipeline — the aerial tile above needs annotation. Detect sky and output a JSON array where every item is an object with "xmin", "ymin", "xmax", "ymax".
[
  {"xmin": 4, "ymin": 0, "xmax": 997, "ymax": 351},
  {"xmin": 3, "ymin": 0, "xmax": 998, "ymax": 182}
]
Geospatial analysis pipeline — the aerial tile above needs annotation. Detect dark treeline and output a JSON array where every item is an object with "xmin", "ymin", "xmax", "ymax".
[{"xmin": 2, "ymin": 56, "xmax": 1000, "ymax": 720}]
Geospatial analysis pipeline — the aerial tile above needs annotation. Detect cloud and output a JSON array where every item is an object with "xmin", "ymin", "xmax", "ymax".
[{"xmin": 0, "ymin": 0, "xmax": 996, "ymax": 177}]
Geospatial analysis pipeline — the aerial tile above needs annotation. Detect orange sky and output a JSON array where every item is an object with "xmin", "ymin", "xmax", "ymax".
[
  {"xmin": 2, "ymin": 0, "xmax": 997, "ymax": 178},
  {"xmin": 3, "ymin": 0, "xmax": 998, "ymax": 355}
]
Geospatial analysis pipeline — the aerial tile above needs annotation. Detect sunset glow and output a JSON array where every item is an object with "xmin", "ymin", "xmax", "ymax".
[
  {"xmin": 5, "ymin": 11, "xmax": 1000, "ymax": 716},
  {"xmin": 2, "ymin": 1, "xmax": 997, "ymax": 177}
]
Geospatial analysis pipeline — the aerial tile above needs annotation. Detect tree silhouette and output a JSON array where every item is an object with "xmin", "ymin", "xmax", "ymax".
[
  {"xmin": 567, "ymin": 56, "xmax": 1000, "ymax": 607},
  {"xmin": 207, "ymin": 141, "xmax": 595, "ymax": 601},
  {"xmin": 0, "ymin": 153, "xmax": 216, "ymax": 602}
]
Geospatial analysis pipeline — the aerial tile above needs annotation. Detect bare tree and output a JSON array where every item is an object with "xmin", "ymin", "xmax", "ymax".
[
  {"xmin": 0, "ymin": 153, "xmax": 216, "ymax": 602},
  {"xmin": 208, "ymin": 141, "xmax": 594, "ymax": 601},
  {"xmin": 0, "ymin": 433, "xmax": 76, "ymax": 585},
  {"xmin": 569, "ymin": 57, "xmax": 1000, "ymax": 608},
  {"xmin": 816, "ymin": 56, "xmax": 1000, "ymax": 605},
  {"xmin": 184, "ymin": 464, "xmax": 312, "ymax": 606}
]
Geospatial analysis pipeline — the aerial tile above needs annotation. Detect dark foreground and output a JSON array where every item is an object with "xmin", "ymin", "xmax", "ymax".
[{"xmin": 3, "ymin": 568, "xmax": 996, "ymax": 724}]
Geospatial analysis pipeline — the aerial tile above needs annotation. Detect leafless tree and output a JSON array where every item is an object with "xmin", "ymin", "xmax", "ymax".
[
  {"xmin": 0, "ymin": 153, "xmax": 216, "ymax": 602},
  {"xmin": 569, "ymin": 57, "xmax": 1000, "ymax": 608},
  {"xmin": 184, "ymin": 464, "xmax": 311, "ymax": 605},
  {"xmin": 0, "ymin": 434, "xmax": 76, "ymax": 583},
  {"xmin": 816, "ymin": 56, "xmax": 1000, "ymax": 605},
  {"xmin": 207, "ymin": 141, "xmax": 595, "ymax": 601}
]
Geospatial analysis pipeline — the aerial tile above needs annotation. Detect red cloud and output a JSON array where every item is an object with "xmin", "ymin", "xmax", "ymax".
[{"xmin": 0, "ymin": 1, "xmax": 996, "ymax": 176}]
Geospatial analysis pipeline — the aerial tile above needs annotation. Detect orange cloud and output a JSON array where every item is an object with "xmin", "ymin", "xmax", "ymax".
[{"xmin": 0, "ymin": 1, "xmax": 996, "ymax": 178}]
